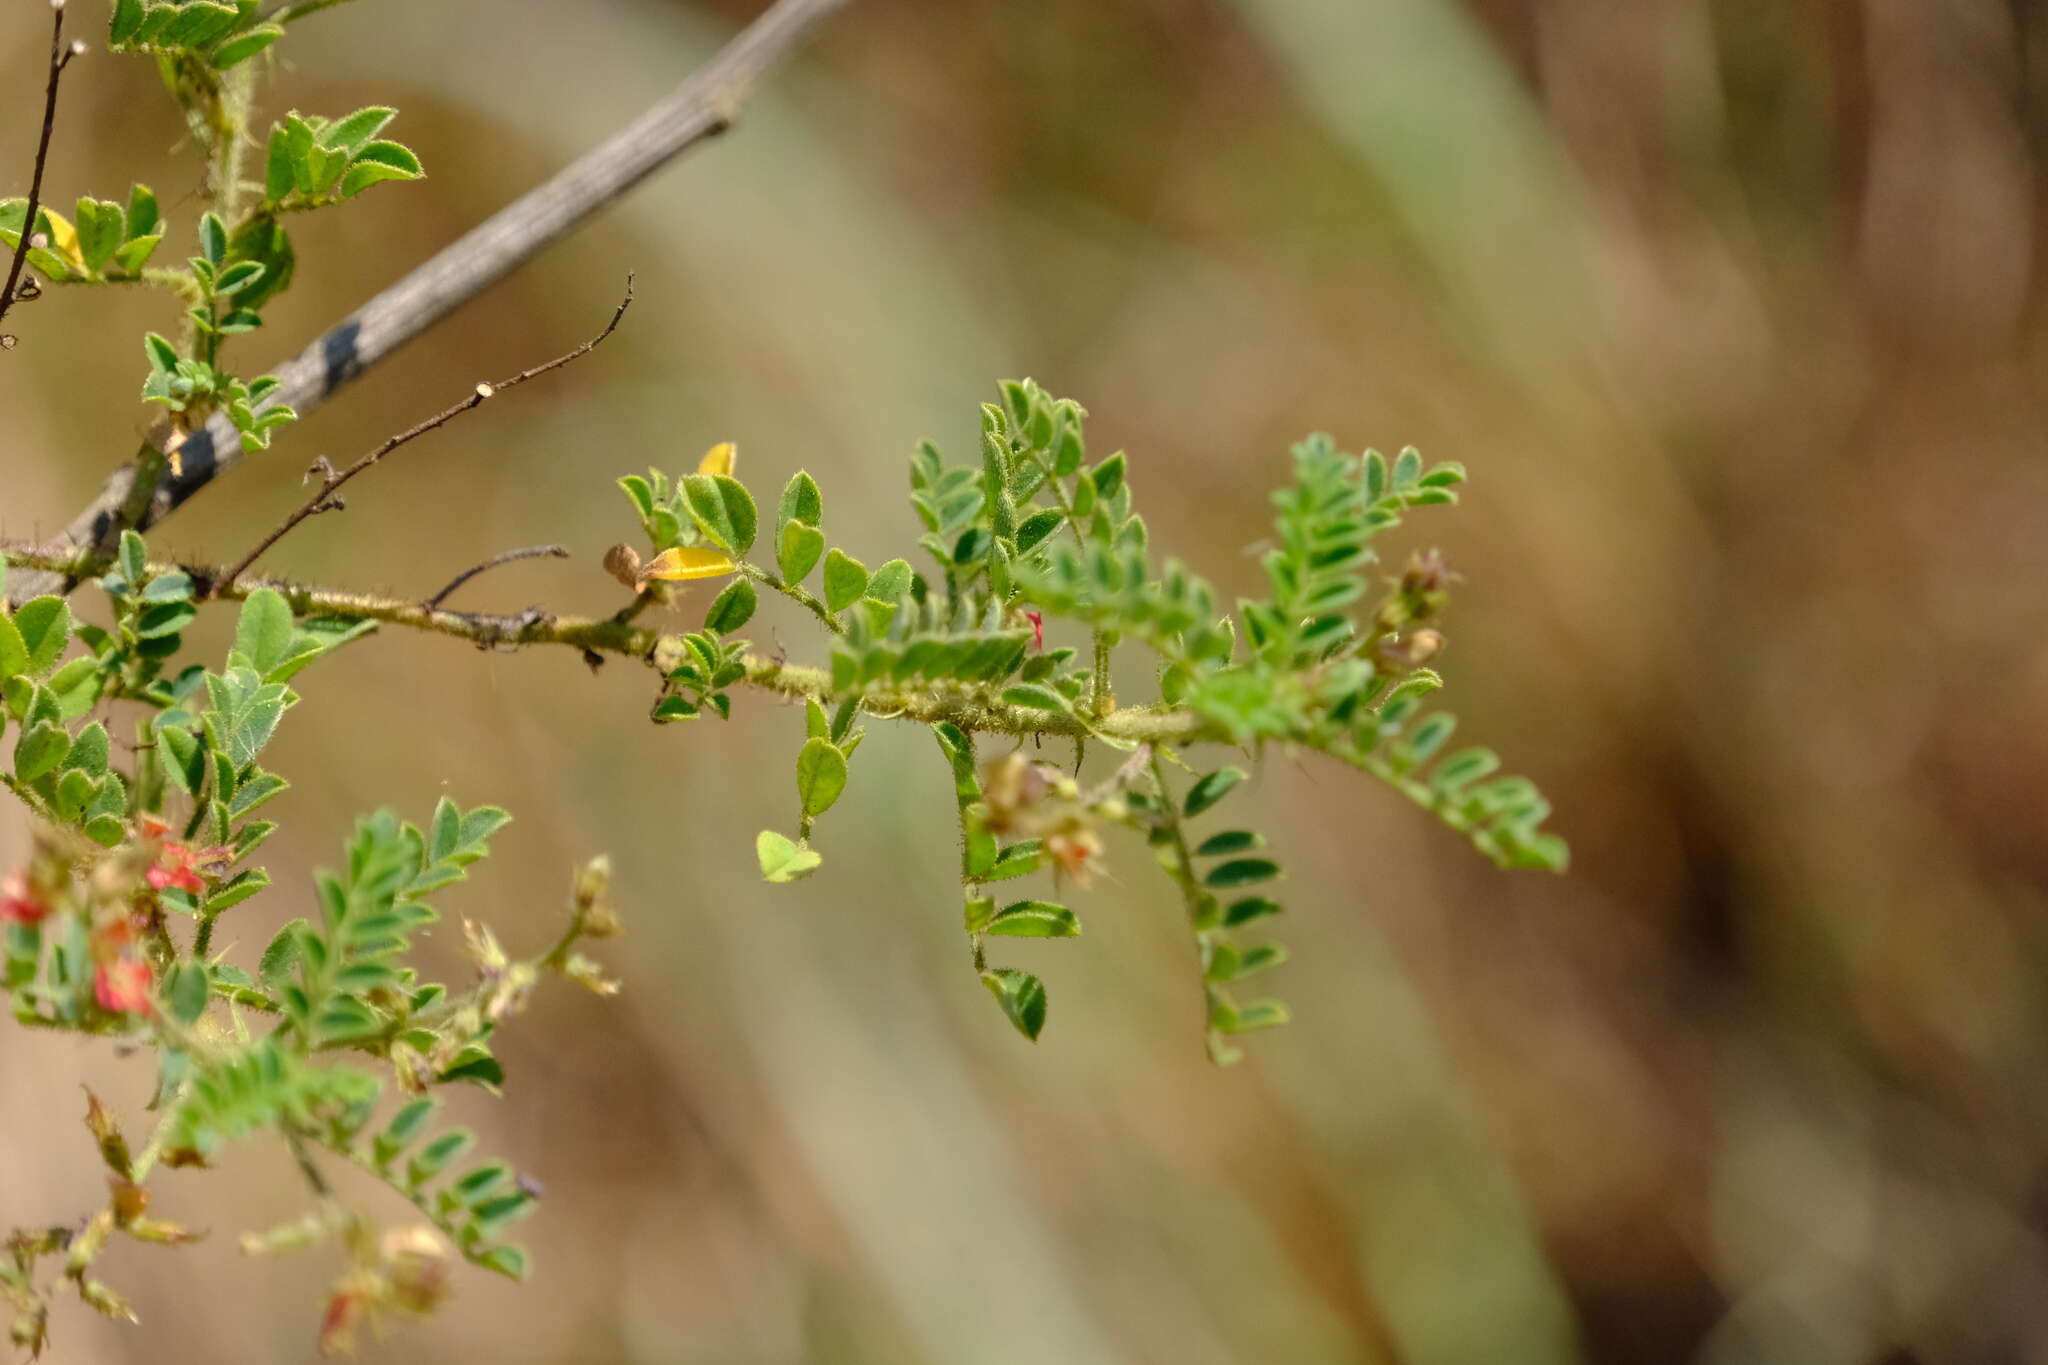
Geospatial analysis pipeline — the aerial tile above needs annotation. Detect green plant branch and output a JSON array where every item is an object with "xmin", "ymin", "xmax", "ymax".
[
  {"xmin": 0, "ymin": 542, "xmax": 1228, "ymax": 745},
  {"xmin": 193, "ymin": 64, "xmax": 257, "ymax": 362},
  {"xmin": 1091, "ymin": 629, "xmax": 1113, "ymax": 716},
  {"xmin": 738, "ymin": 561, "xmax": 844, "ymax": 635},
  {"xmin": 124, "ymin": 1102, "xmax": 185, "ymax": 1185},
  {"xmin": 112, "ymin": 446, "xmax": 173, "ymax": 566},
  {"xmin": 193, "ymin": 904, "xmax": 231, "ymax": 959},
  {"xmin": 941, "ymin": 726, "xmax": 989, "ymax": 972},
  {"xmin": 1019, "ymin": 446, "xmax": 1113, "ymax": 717},
  {"xmin": 0, "ymin": 768, "xmax": 48, "ymax": 818},
  {"xmin": 304, "ymin": 1129, "xmax": 500, "ymax": 1274},
  {"xmin": 1144, "ymin": 747, "xmax": 1225, "ymax": 1057},
  {"xmin": 40, "ymin": 267, "xmax": 196, "ymax": 297},
  {"xmin": 608, "ymin": 589, "xmax": 661, "ymax": 627}
]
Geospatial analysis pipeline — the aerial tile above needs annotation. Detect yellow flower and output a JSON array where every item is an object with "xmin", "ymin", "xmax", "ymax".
[{"xmin": 696, "ymin": 442, "xmax": 736, "ymax": 477}]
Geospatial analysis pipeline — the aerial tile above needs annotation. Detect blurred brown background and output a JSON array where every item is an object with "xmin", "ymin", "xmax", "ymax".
[{"xmin": 5, "ymin": 0, "xmax": 2048, "ymax": 1361}]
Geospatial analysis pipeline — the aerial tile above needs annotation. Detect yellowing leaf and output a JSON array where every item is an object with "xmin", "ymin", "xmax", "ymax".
[
  {"xmin": 37, "ymin": 207, "xmax": 83, "ymax": 271},
  {"xmin": 696, "ymin": 442, "xmax": 736, "ymax": 478},
  {"xmin": 639, "ymin": 545, "xmax": 737, "ymax": 584}
]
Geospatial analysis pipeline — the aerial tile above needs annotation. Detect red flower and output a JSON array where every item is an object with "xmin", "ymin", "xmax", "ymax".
[
  {"xmin": 147, "ymin": 841, "xmax": 225, "ymax": 896},
  {"xmin": 1, "ymin": 869, "xmax": 53, "ymax": 925},
  {"xmin": 1025, "ymin": 610, "xmax": 1044, "ymax": 652},
  {"xmin": 94, "ymin": 958, "xmax": 154, "ymax": 1017}
]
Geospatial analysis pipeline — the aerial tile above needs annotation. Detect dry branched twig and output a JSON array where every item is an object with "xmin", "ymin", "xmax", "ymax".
[
  {"xmin": 7, "ymin": 0, "xmax": 851, "ymax": 604},
  {"xmin": 211, "ymin": 277, "xmax": 634, "ymax": 595}
]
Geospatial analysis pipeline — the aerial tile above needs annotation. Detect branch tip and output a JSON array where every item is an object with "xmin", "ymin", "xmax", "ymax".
[
  {"xmin": 425, "ymin": 544, "xmax": 571, "ymax": 610},
  {"xmin": 0, "ymin": 3, "xmax": 73, "ymax": 341}
]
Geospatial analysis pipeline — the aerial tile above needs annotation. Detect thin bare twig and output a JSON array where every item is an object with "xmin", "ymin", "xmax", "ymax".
[
  {"xmin": 9, "ymin": 0, "xmax": 850, "ymax": 604},
  {"xmin": 0, "ymin": 2, "xmax": 82, "ymax": 346},
  {"xmin": 425, "ymin": 544, "xmax": 570, "ymax": 609},
  {"xmin": 209, "ymin": 278, "xmax": 634, "ymax": 597}
]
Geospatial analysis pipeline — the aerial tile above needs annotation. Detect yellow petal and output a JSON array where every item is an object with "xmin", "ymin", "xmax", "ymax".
[
  {"xmin": 640, "ymin": 545, "xmax": 737, "ymax": 582},
  {"xmin": 696, "ymin": 442, "xmax": 736, "ymax": 478}
]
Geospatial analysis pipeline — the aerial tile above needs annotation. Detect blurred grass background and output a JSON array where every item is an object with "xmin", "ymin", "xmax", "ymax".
[{"xmin": 4, "ymin": 1, "xmax": 2048, "ymax": 1361}]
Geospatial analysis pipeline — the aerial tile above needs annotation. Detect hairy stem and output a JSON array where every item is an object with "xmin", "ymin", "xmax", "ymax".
[
  {"xmin": 0, "ymin": 542, "xmax": 1229, "ymax": 745},
  {"xmin": 42, "ymin": 266, "xmax": 201, "ymax": 297}
]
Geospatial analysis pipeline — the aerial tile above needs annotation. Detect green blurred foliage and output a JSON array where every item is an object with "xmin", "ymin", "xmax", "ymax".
[{"xmin": 3, "ymin": 1, "xmax": 2046, "ymax": 1362}]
